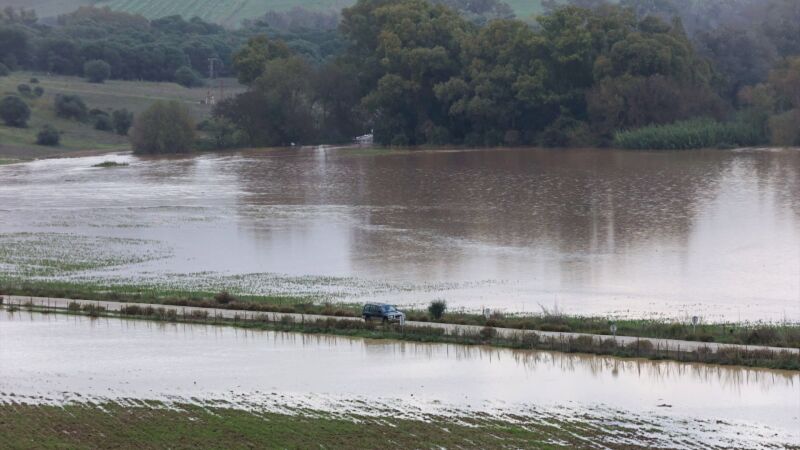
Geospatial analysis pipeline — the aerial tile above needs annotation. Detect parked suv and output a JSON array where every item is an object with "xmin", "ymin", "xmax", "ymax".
[{"xmin": 362, "ymin": 303, "xmax": 405, "ymax": 323}]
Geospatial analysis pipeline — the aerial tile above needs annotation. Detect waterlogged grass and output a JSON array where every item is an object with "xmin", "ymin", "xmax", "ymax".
[
  {"xmin": 614, "ymin": 118, "xmax": 765, "ymax": 150},
  {"xmin": 4, "ymin": 287, "xmax": 800, "ymax": 370},
  {"xmin": 0, "ymin": 233, "xmax": 171, "ymax": 277},
  {"xmin": 0, "ymin": 401, "xmax": 615, "ymax": 449}
]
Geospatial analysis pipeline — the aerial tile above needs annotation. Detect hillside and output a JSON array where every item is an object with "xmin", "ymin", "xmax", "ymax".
[
  {"xmin": 3, "ymin": 0, "xmax": 552, "ymax": 26},
  {"xmin": 0, "ymin": 72, "xmax": 244, "ymax": 159}
]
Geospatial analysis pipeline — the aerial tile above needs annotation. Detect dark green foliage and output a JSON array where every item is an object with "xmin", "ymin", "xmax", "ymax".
[
  {"xmin": 54, "ymin": 94, "xmax": 88, "ymax": 121},
  {"xmin": 32, "ymin": 86, "xmax": 43, "ymax": 97},
  {"xmin": 428, "ymin": 300, "xmax": 447, "ymax": 320},
  {"xmin": 111, "ymin": 109, "xmax": 133, "ymax": 136},
  {"xmin": 130, "ymin": 101, "xmax": 195, "ymax": 154},
  {"xmin": 29, "ymin": 77, "xmax": 38, "ymax": 84},
  {"xmin": 232, "ymin": 35, "xmax": 291, "ymax": 85},
  {"xmin": 83, "ymin": 59, "xmax": 111, "ymax": 83},
  {"xmin": 196, "ymin": 118, "xmax": 247, "ymax": 150},
  {"xmin": 0, "ymin": 63, "xmax": 8, "ymax": 76},
  {"xmin": 0, "ymin": 95, "xmax": 29, "ymax": 127},
  {"xmin": 35, "ymin": 125, "xmax": 60, "ymax": 146},
  {"xmin": 174, "ymin": 66, "xmax": 203, "ymax": 88},
  {"xmin": 16, "ymin": 83, "xmax": 31, "ymax": 97},
  {"xmin": 613, "ymin": 118, "xmax": 764, "ymax": 150},
  {"xmin": 93, "ymin": 113, "xmax": 113, "ymax": 132}
]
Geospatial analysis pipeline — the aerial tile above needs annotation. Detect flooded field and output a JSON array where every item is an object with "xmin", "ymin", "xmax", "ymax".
[
  {"xmin": 1, "ymin": 311, "xmax": 798, "ymax": 448},
  {"xmin": 0, "ymin": 147, "xmax": 799, "ymax": 320}
]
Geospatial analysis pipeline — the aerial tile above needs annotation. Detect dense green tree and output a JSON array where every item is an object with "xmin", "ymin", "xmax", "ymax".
[
  {"xmin": 111, "ymin": 109, "xmax": 134, "ymax": 136},
  {"xmin": 341, "ymin": 0, "xmax": 473, "ymax": 145},
  {"xmin": 130, "ymin": 101, "xmax": 195, "ymax": 154},
  {"xmin": 84, "ymin": 59, "xmax": 111, "ymax": 83},
  {"xmin": 0, "ymin": 95, "xmax": 30, "ymax": 127},
  {"xmin": 174, "ymin": 66, "xmax": 204, "ymax": 88},
  {"xmin": 232, "ymin": 36, "xmax": 291, "ymax": 84},
  {"xmin": 54, "ymin": 95, "xmax": 88, "ymax": 121},
  {"xmin": 36, "ymin": 125, "xmax": 60, "ymax": 146},
  {"xmin": 217, "ymin": 56, "xmax": 316, "ymax": 146}
]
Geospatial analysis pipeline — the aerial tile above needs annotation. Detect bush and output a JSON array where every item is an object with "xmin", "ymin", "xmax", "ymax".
[
  {"xmin": 0, "ymin": 63, "xmax": 8, "ymax": 77},
  {"xmin": 54, "ymin": 94, "xmax": 88, "ymax": 121},
  {"xmin": 36, "ymin": 125, "xmax": 60, "ymax": 146},
  {"xmin": 29, "ymin": 77, "xmax": 38, "ymax": 84},
  {"xmin": 130, "ymin": 100, "xmax": 195, "ymax": 154},
  {"xmin": 111, "ymin": 109, "xmax": 134, "ymax": 135},
  {"xmin": 33, "ymin": 86, "xmax": 44, "ymax": 97},
  {"xmin": 16, "ymin": 84, "xmax": 31, "ymax": 96},
  {"xmin": 84, "ymin": 60, "xmax": 111, "ymax": 83},
  {"xmin": 428, "ymin": 300, "xmax": 447, "ymax": 320},
  {"xmin": 0, "ymin": 95, "xmax": 30, "ymax": 127},
  {"xmin": 91, "ymin": 111, "xmax": 113, "ymax": 131},
  {"xmin": 613, "ymin": 118, "xmax": 765, "ymax": 150},
  {"xmin": 214, "ymin": 291, "xmax": 236, "ymax": 304},
  {"xmin": 174, "ymin": 66, "xmax": 203, "ymax": 88}
]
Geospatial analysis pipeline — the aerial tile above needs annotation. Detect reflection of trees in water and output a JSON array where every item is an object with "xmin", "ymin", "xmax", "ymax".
[
  {"xmin": 225, "ymin": 147, "xmax": 800, "ymax": 300},
  {"xmin": 77, "ymin": 314, "xmax": 798, "ymax": 393}
]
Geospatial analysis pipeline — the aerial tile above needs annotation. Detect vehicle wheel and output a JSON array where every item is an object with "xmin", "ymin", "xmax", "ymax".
[
  {"xmin": 382, "ymin": 317, "xmax": 388, "ymax": 324},
  {"xmin": 363, "ymin": 315, "xmax": 369, "ymax": 322}
]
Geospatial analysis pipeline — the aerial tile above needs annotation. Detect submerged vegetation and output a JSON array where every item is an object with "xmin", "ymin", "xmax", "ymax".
[
  {"xmin": 91, "ymin": 160, "xmax": 129, "ymax": 167},
  {"xmin": 5, "ymin": 296, "xmax": 799, "ymax": 369},
  {"xmin": 2, "ymin": 278, "xmax": 799, "ymax": 352},
  {"xmin": 0, "ymin": 401, "xmax": 641, "ymax": 449}
]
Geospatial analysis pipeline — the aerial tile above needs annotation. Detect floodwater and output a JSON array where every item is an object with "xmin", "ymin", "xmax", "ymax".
[
  {"xmin": 0, "ymin": 147, "xmax": 799, "ymax": 320},
  {"xmin": 1, "ymin": 311, "xmax": 798, "ymax": 448}
]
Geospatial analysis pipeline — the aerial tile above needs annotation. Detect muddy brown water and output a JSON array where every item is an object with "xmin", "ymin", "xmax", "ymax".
[{"xmin": 0, "ymin": 147, "xmax": 798, "ymax": 320}]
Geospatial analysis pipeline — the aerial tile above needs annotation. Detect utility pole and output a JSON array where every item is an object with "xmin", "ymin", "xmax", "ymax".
[{"xmin": 207, "ymin": 57, "xmax": 224, "ymax": 104}]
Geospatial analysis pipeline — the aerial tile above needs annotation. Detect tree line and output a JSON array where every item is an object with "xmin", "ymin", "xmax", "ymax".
[{"xmin": 4, "ymin": 0, "xmax": 799, "ymax": 152}]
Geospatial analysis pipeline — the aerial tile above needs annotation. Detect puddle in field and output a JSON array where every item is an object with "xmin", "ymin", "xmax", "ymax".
[
  {"xmin": 0, "ymin": 147, "xmax": 799, "ymax": 320},
  {"xmin": 0, "ymin": 311, "xmax": 798, "ymax": 448}
]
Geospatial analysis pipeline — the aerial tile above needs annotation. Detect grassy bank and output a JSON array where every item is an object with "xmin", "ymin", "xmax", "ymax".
[
  {"xmin": 2, "ymin": 278, "xmax": 798, "ymax": 350},
  {"xmin": 614, "ymin": 118, "xmax": 764, "ymax": 150},
  {"xmin": 0, "ymin": 72, "xmax": 244, "ymax": 158},
  {"xmin": 7, "ymin": 298, "xmax": 799, "ymax": 370}
]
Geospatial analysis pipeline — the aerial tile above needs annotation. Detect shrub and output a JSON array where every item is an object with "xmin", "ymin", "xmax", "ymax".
[
  {"xmin": 16, "ymin": 84, "xmax": 31, "ymax": 96},
  {"xmin": 54, "ymin": 94, "xmax": 88, "ymax": 121},
  {"xmin": 84, "ymin": 59, "xmax": 111, "ymax": 83},
  {"xmin": 174, "ymin": 66, "xmax": 203, "ymax": 88},
  {"xmin": 111, "ymin": 109, "xmax": 134, "ymax": 135},
  {"xmin": 130, "ymin": 100, "xmax": 195, "ymax": 154},
  {"xmin": 0, "ymin": 95, "xmax": 30, "ymax": 127},
  {"xmin": 479, "ymin": 326, "xmax": 497, "ymax": 341},
  {"xmin": 93, "ymin": 113, "xmax": 113, "ymax": 131},
  {"xmin": 29, "ymin": 77, "xmax": 38, "ymax": 84},
  {"xmin": 214, "ymin": 291, "xmax": 236, "ymax": 304},
  {"xmin": 0, "ymin": 63, "xmax": 8, "ymax": 77},
  {"xmin": 428, "ymin": 300, "xmax": 447, "ymax": 320},
  {"xmin": 614, "ymin": 118, "xmax": 765, "ymax": 150},
  {"xmin": 33, "ymin": 86, "xmax": 44, "ymax": 97},
  {"xmin": 36, "ymin": 125, "xmax": 60, "ymax": 146}
]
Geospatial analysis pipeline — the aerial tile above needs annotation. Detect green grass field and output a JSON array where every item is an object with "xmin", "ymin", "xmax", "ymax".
[
  {"xmin": 8, "ymin": 0, "xmax": 554, "ymax": 26},
  {"xmin": 0, "ymin": 72, "xmax": 243, "ymax": 159}
]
